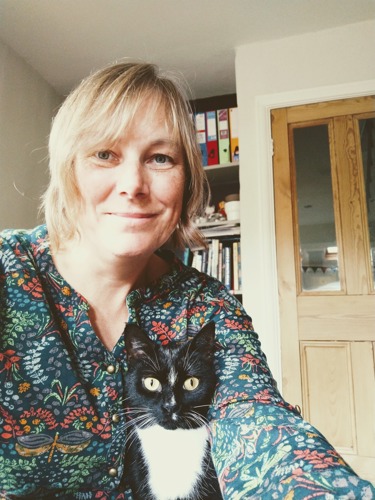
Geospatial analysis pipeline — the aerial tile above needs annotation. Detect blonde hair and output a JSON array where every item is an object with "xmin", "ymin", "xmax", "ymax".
[{"xmin": 42, "ymin": 62, "xmax": 208, "ymax": 251}]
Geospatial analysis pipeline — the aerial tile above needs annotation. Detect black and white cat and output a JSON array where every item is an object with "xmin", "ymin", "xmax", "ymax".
[{"xmin": 124, "ymin": 321, "xmax": 222, "ymax": 500}]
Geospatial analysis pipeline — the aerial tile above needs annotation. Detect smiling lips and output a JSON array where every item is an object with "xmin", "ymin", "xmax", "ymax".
[
  {"xmin": 107, "ymin": 212, "xmax": 157, "ymax": 220},
  {"xmin": 105, "ymin": 212, "xmax": 157, "ymax": 230}
]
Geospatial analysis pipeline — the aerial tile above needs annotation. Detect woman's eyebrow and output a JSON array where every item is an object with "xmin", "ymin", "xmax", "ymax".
[
  {"xmin": 149, "ymin": 138, "xmax": 179, "ymax": 148},
  {"xmin": 148, "ymin": 139, "xmax": 182, "ymax": 153}
]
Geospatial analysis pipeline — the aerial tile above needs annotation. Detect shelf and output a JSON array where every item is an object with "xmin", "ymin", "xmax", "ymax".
[
  {"xmin": 197, "ymin": 219, "xmax": 240, "ymax": 239},
  {"xmin": 197, "ymin": 219, "xmax": 240, "ymax": 229},
  {"xmin": 204, "ymin": 162, "xmax": 239, "ymax": 186}
]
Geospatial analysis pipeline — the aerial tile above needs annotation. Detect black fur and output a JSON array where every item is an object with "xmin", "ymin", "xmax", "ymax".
[{"xmin": 124, "ymin": 322, "xmax": 222, "ymax": 500}]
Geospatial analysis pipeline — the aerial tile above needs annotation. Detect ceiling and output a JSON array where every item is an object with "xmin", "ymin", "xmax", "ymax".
[{"xmin": 1, "ymin": 0, "xmax": 374, "ymax": 99}]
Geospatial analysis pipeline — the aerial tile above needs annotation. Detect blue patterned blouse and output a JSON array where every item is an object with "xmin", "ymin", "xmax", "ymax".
[{"xmin": 0, "ymin": 225, "xmax": 374, "ymax": 499}]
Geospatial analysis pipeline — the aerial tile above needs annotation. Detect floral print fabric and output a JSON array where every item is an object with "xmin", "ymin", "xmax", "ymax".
[{"xmin": 0, "ymin": 225, "xmax": 374, "ymax": 499}]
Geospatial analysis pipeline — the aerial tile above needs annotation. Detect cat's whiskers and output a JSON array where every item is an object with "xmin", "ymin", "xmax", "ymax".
[
  {"xmin": 185, "ymin": 410, "xmax": 212, "ymax": 433},
  {"xmin": 118, "ymin": 416, "xmax": 155, "ymax": 449},
  {"xmin": 181, "ymin": 348, "xmax": 199, "ymax": 374},
  {"xmin": 146, "ymin": 359, "xmax": 160, "ymax": 373},
  {"xmin": 125, "ymin": 413, "xmax": 157, "ymax": 430},
  {"xmin": 107, "ymin": 414, "xmax": 155, "ymax": 460},
  {"xmin": 125, "ymin": 414, "xmax": 158, "ymax": 449},
  {"xmin": 120, "ymin": 406, "xmax": 149, "ymax": 415},
  {"xmin": 125, "ymin": 427, "xmax": 142, "ymax": 450}
]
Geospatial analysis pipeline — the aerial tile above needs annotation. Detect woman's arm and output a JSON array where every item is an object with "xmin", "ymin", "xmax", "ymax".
[{"xmin": 200, "ymin": 284, "xmax": 375, "ymax": 499}]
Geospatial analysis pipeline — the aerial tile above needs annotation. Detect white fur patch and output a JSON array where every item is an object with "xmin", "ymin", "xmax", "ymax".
[
  {"xmin": 137, "ymin": 425, "xmax": 209, "ymax": 500},
  {"xmin": 168, "ymin": 367, "xmax": 177, "ymax": 386}
]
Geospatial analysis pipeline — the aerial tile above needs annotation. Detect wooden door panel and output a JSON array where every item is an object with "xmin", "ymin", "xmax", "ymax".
[
  {"xmin": 297, "ymin": 295, "xmax": 375, "ymax": 341},
  {"xmin": 351, "ymin": 342, "xmax": 375, "ymax": 459},
  {"xmin": 300, "ymin": 341, "xmax": 356, "ymax": 454},
  {"xmin": 334, "ymin": 115, "xmax": 370, "ymax": 294},
  {"xmin": 286, "ymin": 96, "xmax": 375, "ymax": 123},
  {"xmin": 301, "ymin": 340, "xmax": 375, "ymax": 484}
]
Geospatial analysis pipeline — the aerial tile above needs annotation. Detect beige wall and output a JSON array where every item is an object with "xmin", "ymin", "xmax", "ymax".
[
  {"xmin": 0, "ymin": 39, "xmax": 61, "ymax": 230},
  {"xmin": 235, "ymin": 20, "xmax": 375, "ymax": 383}
]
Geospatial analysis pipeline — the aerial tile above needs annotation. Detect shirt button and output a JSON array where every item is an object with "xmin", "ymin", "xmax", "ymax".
[
  {"xmin": 112, "ymin": 413, "xmax": 121, "ymax": 424},
  {"xmin": 108, "ymin": 467, "xmax": 118, "ymax": 477},
  {"xmin": 106, "ymin": 364, "xmax": 116, "ymax": 374}
]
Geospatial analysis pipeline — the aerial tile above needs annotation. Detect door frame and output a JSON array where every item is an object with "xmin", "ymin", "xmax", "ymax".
[{"xmin": 252, "ymin": 79, "xmax": 375, "ymax": 391}]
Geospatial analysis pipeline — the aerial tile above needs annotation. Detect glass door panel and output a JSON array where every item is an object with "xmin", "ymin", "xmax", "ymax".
[
  {"xmin": 292, "ymin": 124, "xmax": 341, "ymax": 292},
  {"xmin": 358, "ymin": 117, "xmax": 375, "ymax": 290}
]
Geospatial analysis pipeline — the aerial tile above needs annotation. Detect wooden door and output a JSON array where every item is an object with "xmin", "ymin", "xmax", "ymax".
[{"xmin": 272, "ymin": 96, "xmax": 375, "ymax": 484}]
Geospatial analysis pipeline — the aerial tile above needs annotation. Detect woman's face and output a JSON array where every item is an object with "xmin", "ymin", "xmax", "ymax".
[{"xmin": 73, "ymin": 101, "xmax": 185, "ymax": 260}]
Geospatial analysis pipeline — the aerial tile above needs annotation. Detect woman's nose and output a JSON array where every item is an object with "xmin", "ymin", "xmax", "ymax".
[{"xmin": 116, "ymin": 161, "xmax": 149, "ymax": 198}]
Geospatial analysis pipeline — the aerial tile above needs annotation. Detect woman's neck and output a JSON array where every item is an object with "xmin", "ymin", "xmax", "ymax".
[{"xmin": 51, "ymin": 240, "xmax": 169, "ymax": 351}]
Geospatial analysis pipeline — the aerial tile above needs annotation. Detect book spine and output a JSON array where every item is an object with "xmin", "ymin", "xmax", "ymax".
[
  {"xmin": 233, "ymin": 241, "xmax": 239, "ymax": 292},
  {"xmin": 223, "ymin": 245, "xmax": 232, "ymax": 290},
  {"xmin": 217, "ymin": 109, "xmax": 230, "ymax": 164},
  {"xmin": 218, "ymin": 242, "xmax": 223, "ymax": 283},
  {"xmin": 206, "ymin": 110, "xmax": 219, "ymax": 166},
  {"xmin": 201, "ymin": 248, "xmax": 208, "ymax": 274},
  {"xmin": 237, "ymin": 241, "xmax": 242, "ymax": 291},
  {"xmin": 195, "ymin": 112, "xmax": 208, "ymax": 166},
  {"xmin": 182, "ymin": 247, "xmax": 191, "ymax": 266},
  {"xmin": 210, "ymin": 239, "xmax": 220, "ymax": 279},
  {"xmin": 191, "ymin": 250, "xmax": 203, "ymax": 272},
  {"xmin": 229, "ymin": 107, "xmax": 239, "ymax": 162}
]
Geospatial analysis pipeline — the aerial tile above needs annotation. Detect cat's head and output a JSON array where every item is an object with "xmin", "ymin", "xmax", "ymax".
[{"xmin": 124, "ymin": 322, "xmax": 217, "ymax": 430}]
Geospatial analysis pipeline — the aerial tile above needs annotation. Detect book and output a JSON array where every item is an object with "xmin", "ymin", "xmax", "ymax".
[
  {"xmin": 207, "ymin": 242, "xmax": 212, "ymax": 276},
  {"xmin": 218, "ymin": 242, "xmax": 223, "ymax": 283},
  {"xmin": 229, "ymin": 107, "xmax": 239, "ymax": 162},
  {"xmin": 237, "ymin": 241, "xmax": 242, "ymax": 291},
  {"xmin": 206, "ymin": 111, "xmax": 219, "ymax": 166},
  {"xmin": 195, "ymin": 112, "xmax": 208, "ymax": 166},
  {"xmin": 223, "ymin": 245, "xmax": 232, "ymax": 290},
  {"xmin": 182, "ymin": 247, "xmax": 191, "ymax": 266},
  {"xmin": 201, "ymin": 248, "xmax": 209, "ymax": 274},
  {"xmin": 217, "ymin": 109, "xmax": 230, "ymax": 164},
  {"xmin": 191, "ymin": 250, "xmax": 203, "ymax": 272},
  {"xmin": 232, "ymin": 241, "xmax": 239, "ymax": 292},
  {"xmin": 210, "ymin": 238, "xmax": 220, "ymax": 279}
]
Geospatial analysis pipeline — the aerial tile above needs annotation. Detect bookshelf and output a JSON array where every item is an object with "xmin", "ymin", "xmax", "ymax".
[
  {"xmin": 204, "ymin": 162, "xmax": 239, "ymax": 208},
  {"xmin": 182, "ymin": 94, "xmax": 241, "ymax": 297},
  {"xmin": 182, "ymin": 161, "xmax": 242, "ymax": 298},
  {"xmin": 203, "ymin": 161, "xmax": 241, "ymax": 297}
]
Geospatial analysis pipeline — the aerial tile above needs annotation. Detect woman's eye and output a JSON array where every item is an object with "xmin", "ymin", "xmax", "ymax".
[
  {"xmin": 150, "ymin": 154, "xmax": 173, "ymax": 168},
  {"xmin": 154, "ymin": 154, "xmax": 168, "ymax": 164},
  {"xmin": 96, "ymin": 151, "xmax": 113, "ymax": 161},
  {"xmin": 183, "ymin": 377, "xmax": 200, "ymax": 391},
  {"xmin": 143, "ymin": 377, "xmax": 161, "ymax": 392}
]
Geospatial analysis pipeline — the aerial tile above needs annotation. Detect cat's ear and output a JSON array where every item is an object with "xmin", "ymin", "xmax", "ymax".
[
  {"xmin": 124, "ymin": 323, "xmax": 154, "ymax": 361},
  {"xmin": 190, "ymin": 321, "xmax": 216, "ymax": 359}
]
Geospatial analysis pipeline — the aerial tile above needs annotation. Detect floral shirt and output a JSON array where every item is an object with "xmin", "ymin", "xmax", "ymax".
[{"xmin": 0, "ymin": 225, "xmax": 374, "ymax": 499}]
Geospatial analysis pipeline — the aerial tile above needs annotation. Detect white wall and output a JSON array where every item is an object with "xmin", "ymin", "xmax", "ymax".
[
  {"xmin": 0, "ymin": 39, "xmax": 61, "ymax": 230},
  {"xmin": 235, "ymin": 20, "xmax": 375, "ymax": 386}
]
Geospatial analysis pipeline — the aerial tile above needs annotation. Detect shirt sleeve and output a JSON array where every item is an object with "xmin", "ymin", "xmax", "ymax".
[{"xmin": 196, "ymin": 280, "xmax": 375, "ymax": 499}]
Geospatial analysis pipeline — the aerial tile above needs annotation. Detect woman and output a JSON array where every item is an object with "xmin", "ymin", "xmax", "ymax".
[{"xmin": 0, "ymin": 62, "xmax": 373, "ymax": 499}]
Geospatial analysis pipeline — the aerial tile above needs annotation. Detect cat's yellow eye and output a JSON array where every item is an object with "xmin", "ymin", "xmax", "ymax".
[
  {"xmin": 183, "ymin": 377, "xmax": 200, "ymax": 391},
  {"xmin": 143, "ymin": 377, "xmax": 161, "ymax": 392}
]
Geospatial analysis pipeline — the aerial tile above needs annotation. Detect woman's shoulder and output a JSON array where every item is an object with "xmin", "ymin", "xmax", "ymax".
[
  {"xmin": 0, "ymin": 224, "xmax": 47, "ymax": 244},
  {"xmin": 0, "ymin": 224, "xmax": 49, "ymax": 272}
]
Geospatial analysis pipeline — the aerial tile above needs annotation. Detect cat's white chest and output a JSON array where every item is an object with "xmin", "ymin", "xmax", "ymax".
[{"xmin": 136, "ymin": 425, "xmax": 209, "ymax": 500}]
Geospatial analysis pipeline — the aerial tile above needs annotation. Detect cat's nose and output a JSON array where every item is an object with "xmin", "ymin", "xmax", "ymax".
[{"xmin": 163, "ymin": 400, "xmax": 178, "ymax": 414}]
